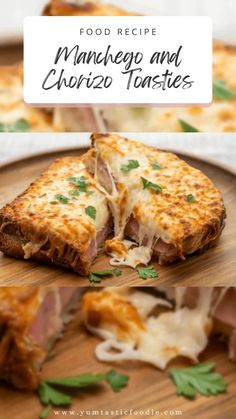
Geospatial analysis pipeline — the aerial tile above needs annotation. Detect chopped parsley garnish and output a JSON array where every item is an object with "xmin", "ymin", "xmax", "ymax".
[
  {"xmin": 50, "ymin": 201, "xmax": 57, "ymax": 205},
  {"xmin": 39, "ymin": 382, "xmax": 72, "ymax": 406},
  {"xmin": 170, "ymin": 363, "xmax": 228, "ymax": 399},
  {"xmin": 39, "ymin": 193, "xmax": 47, "ymax": 198},
  {"xmin": 0, "ymin": 118, "xmax": 30, "ymax": 132},
  {"xmin": 112, "ymin": 268, "xmax": 122, "ymax": 277},
  {"xmin": 67, "ymin": 176, "xmax": 90, "ymax": 193},
  {"xmin": 55, "ymin": 194, "xmax": 70, "ymax": 204},
  {"xmin": 151, "ymin": 162, "xmax": 162, "ymax": 170},
  {"xmin": 141, "ymin": 177, "xmax": 162, "ymax": 193},
  {"xmin": 85, "ymin": 206, "xmax": 96, "ymax": 220},
  {"xmin": 186, "ymin": 194, "xmax": 197, "ymax": 203},
  {"xmin": 137, "ymin": 266, "xmax": 159, "ymax": 279},
  {"xmin": 38, "ymin": 370, "xmax": 128, "ymax": 418},
  {"xmin": 89, "ymin": 268, "xmax": 122, "ymax": 283},
  {"xmin": 179, "ymin": 119, "xmax": 199, "ymax": 132},
  {"xmin": 120, "ymin": 159, "xmax": 140, "ymax": 172},
  {"xmin": 106, "ymin": 369, "xmax": 129, "ymax": 392},
  {"xmin": 213, "ymin": 80, "xmax": 236, "ymax": 100},
  {"xmin": 69, "ymin": 189, "xmax": 80, "ymax": 197}
]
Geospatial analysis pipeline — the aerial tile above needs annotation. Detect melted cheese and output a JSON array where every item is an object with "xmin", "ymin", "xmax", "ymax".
[{"xmin": 82, "ymin": 288, "xmax": 213, "ymax": 369}]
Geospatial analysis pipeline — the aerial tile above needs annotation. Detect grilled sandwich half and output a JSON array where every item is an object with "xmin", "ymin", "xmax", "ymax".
[
  {"xmin": 91, "ymin": 133, "xmax": 226, "ymax": 267},
  {"xmin": 0, "ymin": 153, "xmax": 111, "ymax": 275}
]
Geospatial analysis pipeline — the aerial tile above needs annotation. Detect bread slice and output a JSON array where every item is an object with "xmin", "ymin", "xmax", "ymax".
[
  {"xmin": 0, "ymin": 152, "xmax": 111, "ymax": 275},
  {"xmin": 0, "ymin": 287, "xmax": 81, "ymax": 389},
  {"xmin": 91, "ymin": 133, "xmax": 226, "ymax": 267}
]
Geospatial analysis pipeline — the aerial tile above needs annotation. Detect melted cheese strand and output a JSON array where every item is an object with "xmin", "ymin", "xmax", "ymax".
[{"xmin": 85, "ymin": 288, "xmax": 214, "ymax": 370}]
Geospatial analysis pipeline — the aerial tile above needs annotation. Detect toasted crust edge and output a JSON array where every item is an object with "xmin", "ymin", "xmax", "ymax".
[{"xmin": 0, "ymin": 214, "xmax": 91, "ymax": 276}]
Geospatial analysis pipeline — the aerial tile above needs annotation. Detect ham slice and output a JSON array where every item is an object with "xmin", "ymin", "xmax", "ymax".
[{"xmin": 0, "ymin": 288, "xmax": 81, "ymax": 390}]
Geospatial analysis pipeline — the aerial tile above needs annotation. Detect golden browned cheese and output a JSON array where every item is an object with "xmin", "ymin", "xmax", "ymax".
[
  {"xmin": 0, "ymin": 288, "xmax": 45, "ymax": 389},
  {"xmin": 0, "ymin": 153, "xmax": 110, "ymax": 275},
  {"xmin": 0, "ymin": 65, "xmax": 60, "ymax": 132},
  {"xmin": 92, "ymin": 133, "xmax": 225, "ymax": 262},
  {"xmin": 82, "ymin": 289, "xmax": 145, "ymax": 343}
]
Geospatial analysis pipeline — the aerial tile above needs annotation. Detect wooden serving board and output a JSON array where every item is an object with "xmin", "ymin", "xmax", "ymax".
[
  {"xmin": 0, "ymin": 304, "xmax": 235, "ymax": 419},
  {"xmin": 0, "ymin": 148, "xmax": 235, "ymax": 287}
]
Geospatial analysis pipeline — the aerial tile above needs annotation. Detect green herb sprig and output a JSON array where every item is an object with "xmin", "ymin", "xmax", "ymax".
[
  {"xmin": 38, "ymin": 370, "xmax": 129, "ymax": 418},
  {"xmin": 179, "ymin": 119, "xmax": 199, "ymax": 133},
  {"xmin": 89, "ymin": 268, "xmax": 122, "ymax": 283},
  {"xmin": 137, "ymin": 266, "xmax": 159, "ymax": 279},
  {"xmin": 170, "ymin": 363, "xmax": 228, "ymax": 399},
  {"xmin": 120, "ymin": 160, "xmax": 140, "ymax": 172},
  {"xmin": 141, "ymin": 177, "xmax": 162, "ymax": 193}
]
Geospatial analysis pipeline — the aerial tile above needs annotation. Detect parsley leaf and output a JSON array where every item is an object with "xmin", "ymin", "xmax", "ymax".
[
  {"xmin": 67, "ymin": 176, "xmax": 90, "ymax": 193},
  {"xmin": 11, "ymin": 119, "xmax": 30, "ymax": 132},
  {"xmin": 213, "ymin": 80, "xmax": 236, "ymax": 100},
  {"xmin": 137, "ymin": 266, "xmax": 159, "ymax": 279},
  {"xmin": 38, "ymin": 382, "xmax": 72, "ymax": 406},
  {"xmin": 106, "ymin": 370, "xmax": 129, "ymax": 392},
  {"xmin": 38, "ymin": 370, "xmax": 128, "ymax": 418},
  {"xmin": 45, "ymin": 373, "xmax": 106, "ymax": 388},
  {"xmin": 0, "ymin": 118, "xmax": 30, "ymax": 132},
  {"xmin": 141, "ymin": 177, "xmax": 162, "ymax": 193},
  {"xmin": 121, "ymin": 160, "xmax": 140, "ymax": 172},
  {"xmin": 170, "ymin": 363, "xmax": 228, "ymax": 399},
  {"xmin": 89, "ymin": 269, "xmax": 122, "ymax": 283},
  {"xmin": 179, "ymin": 119, "xmax": 199, "ymax": 132},
  {"xmin": 85, "ymin": 206, "xmax": 96, "ymax": 220},
  {"xmin": 55, "ymin": 194, "xmax": 70, "ymax": 204},
  {"xmin": 112, "ymin": 268, "xmax": 122, "ymax": 277},
  {"xmin": 186, "ymin": 194, "xmax": 196, "ymax": 203},
  {"xmin": 69, "ymin": 189, "xmax": 80, "ymax": 197},
  {"xmin": 39, "ymin": 406, "xmax": 51, "ymax": 419},
  {"xmin": 151, "ymin": 162, "xmax": 162, "ymax": 170}
]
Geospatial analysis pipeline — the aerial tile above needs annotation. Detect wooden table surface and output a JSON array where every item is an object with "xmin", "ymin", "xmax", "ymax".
[
  {"xmin": 0, "ymin": 148, "xmax": 235, "ymax": 287},
  {"xmin": 0, "ymin": 303, "xmax": 235, "ymax": 419}
]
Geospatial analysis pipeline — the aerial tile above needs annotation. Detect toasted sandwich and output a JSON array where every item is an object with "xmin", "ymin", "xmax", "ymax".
[
  {"xmin": 0, "ymin": 287, "xmax": 81, "ymax": 389},
  {"xmin": 0, "ymin": 153, "xmax": 111, "ymax": 275},
  {"xmin": 91, "ymin": 133, "xmax": 226, "ymax": 267}
]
